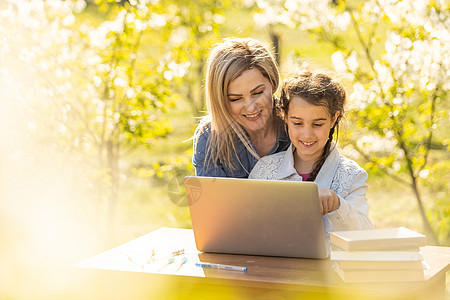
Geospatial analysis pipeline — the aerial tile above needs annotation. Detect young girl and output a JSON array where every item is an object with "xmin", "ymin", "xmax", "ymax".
[{"xmin": 249, "ymin": 70, "xmax": 373, "ymax": 234}]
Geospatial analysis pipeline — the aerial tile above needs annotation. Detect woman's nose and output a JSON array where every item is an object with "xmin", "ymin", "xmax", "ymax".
[{"xmin": 244, "ymin": 97, "xmax": 257, "ymax": 111}]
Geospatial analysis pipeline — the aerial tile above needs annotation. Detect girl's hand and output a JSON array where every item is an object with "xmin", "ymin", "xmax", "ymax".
[{"xmin": 318, "ymin": 188, "xmax": 340, "ymax": 215}]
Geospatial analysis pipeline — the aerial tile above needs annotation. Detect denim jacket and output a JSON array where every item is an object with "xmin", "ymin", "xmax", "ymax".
[
  {"xmin": 249, "ymin": 143, "xmax": 374, "ymax": 236},
  {"xmin": 192, "ymin": 118, "xmax": 290, "ymax": 178}
]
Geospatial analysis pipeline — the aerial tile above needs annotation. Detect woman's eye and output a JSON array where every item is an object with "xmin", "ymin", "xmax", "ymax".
[
  {"xmin": 313, "ymin": 123, "xmax": 324, "ymax": 127},
  {"xmin": 253, "ymin": 91, "xmax": 264, "ymax": 96},
  {"xmin": 229, "ymin": 98, "xmax": 241, "ymax": 102}
]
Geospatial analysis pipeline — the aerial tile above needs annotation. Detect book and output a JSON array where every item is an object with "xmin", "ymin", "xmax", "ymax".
[
  {"xmin": 329, "ymin": 227, "xmax": 427, "ymax": 251},
  {"xmin": 330, "ymin": 249, "xmax": 423, "ymax": 262},
  {"xmin": 333, "ymin": 263, "xmax": 425, "ymax": 283},
  {"xmin": 336, "ymin": 260, "xmax": 425, "ymax": 270}
]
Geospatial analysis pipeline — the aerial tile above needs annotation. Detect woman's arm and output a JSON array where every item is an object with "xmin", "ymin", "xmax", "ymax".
[{"xmin": 192, "ymin": 123, "xmax": 228, "ymax": 177}]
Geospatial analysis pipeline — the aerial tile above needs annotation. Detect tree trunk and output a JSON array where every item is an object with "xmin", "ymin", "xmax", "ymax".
[
  {"xmin": 269, "ymin": 25, "xmax": 281, "ymax": 67},
  {"xmin": 106, "ymin": 140, "xmax": 119, "ymax": 245},
  {"xmin": 410, "ymin": 176, "xmax": 439, "ymax": 245},
  {"xmin": 197, "ymin": 54, "xmax": 205, "ymax": 114}
]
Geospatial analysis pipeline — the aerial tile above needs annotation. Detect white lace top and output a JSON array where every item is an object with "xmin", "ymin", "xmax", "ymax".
[{"xmin": 249, "ymin": 144, "xmax": 374, "ymax": 236}]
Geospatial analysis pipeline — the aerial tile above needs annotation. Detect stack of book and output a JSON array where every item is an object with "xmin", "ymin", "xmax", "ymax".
[{"xmin": 330, "ymin": 227, "xmax": 427, "ymax": 283}]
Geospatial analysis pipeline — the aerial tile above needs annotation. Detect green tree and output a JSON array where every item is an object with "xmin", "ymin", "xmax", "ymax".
[
  {"xmin": 77, "ymin": 2, "xmax": 177, "ymax": 242},
  {"xmin": 1, "ymin": 0, "xmax": 237, "ymax": 244},
  {"xmin": 253, "ymin": 0, "xmax": 449, "ymax": 244},
  {"xmin": 168, "ymin": 0, "xmax": 230, "ymax": 116},
  {"xmin": 1, "ymin": 0, "xmax": 176, "ymax": 244}
]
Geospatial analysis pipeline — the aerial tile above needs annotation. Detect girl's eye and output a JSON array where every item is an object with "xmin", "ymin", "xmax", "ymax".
[
  {"xmin": 313, "ymin": 123, "xmax": 324, "ymax": 127},
  {"xmin": 253, "ymin": 91, "xmax": 264, "ymax": 96},
  {"xmin": 293, "ymin": 122, "xmax": 302, "ymax": 126},
  {"xmin": 229, "ymin": 98, "xmax": 241, "ymax": 102}
]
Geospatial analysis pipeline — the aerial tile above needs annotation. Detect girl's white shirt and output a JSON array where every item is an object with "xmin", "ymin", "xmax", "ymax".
[{"xmin": 249, "ymin": 143, "xmax": 374, "ymax": 237}]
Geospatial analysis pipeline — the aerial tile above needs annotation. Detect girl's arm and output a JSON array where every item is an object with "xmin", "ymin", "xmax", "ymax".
[{"xmin": 325, "ymin": 169, "xmax": 374, "ymax": 231}]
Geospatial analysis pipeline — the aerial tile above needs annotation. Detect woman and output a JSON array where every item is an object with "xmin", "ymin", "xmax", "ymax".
[{"xmin": 193, "ymin": 38, "xmax": 290, "ymax": 177}]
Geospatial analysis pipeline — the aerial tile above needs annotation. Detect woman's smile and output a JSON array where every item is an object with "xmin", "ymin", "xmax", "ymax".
[{"xmin": 243, "ymin": 111, "xmax": 262, "ymax": 120}]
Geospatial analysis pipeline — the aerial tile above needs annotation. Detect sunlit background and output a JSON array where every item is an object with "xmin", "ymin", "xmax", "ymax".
[{"xmin": 0, "ymin": 0, "xmax": 448, "ymax": 299}]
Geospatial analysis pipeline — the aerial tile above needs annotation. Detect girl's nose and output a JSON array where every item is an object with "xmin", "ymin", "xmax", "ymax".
[{"xmin": 301, "ymin": 126, "xmax": 313, "ymax": 138}]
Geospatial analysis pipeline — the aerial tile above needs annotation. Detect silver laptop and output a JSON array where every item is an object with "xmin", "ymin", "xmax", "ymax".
[{"xmin": 184, "ymin": 176, "xmax": 328, "ymax": 259}]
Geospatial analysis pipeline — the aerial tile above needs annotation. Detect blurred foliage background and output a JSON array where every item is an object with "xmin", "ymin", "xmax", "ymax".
[{"xmin": 0, "ymin": 1, "xmax": 449, "ymax": 297}]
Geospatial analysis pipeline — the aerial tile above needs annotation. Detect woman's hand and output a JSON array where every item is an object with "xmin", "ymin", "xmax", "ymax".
[{"xmin": 318, "ymin": 188, "xmax": 340, "ymax": 215}]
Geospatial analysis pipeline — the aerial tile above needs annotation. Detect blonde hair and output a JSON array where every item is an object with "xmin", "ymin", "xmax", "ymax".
[{"xmin": 196, "ymin": 37, "xmax": 280, "ymax": 172}]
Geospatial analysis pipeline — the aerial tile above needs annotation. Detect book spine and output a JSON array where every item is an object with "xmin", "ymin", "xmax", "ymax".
[
  {"xmin": 329, "ymin": 238, "xmax": 426, "ymax": 251},
  {"xmin": 330, "ymin": 250, "xmax": 423, "ymax": 262},
  {"xmin": 336, "ymin": 260, "xmax": 425, "ymax": 270},
  {"xmin": 333, "ymin": 264, "xmax": 425, "ymax": 283}
]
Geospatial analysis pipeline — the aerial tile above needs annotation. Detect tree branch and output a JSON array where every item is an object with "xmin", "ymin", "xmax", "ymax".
[
  {"xmin": 350, "ymin": 141, "xmax": 410, "ymax": 187},
  {"xmin": 418, "ymin": 86, "xmax": 439, "ymax": 174}
]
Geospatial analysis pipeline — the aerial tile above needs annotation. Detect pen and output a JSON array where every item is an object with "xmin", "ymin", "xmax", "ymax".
[
  {"xmin": 172, "ymin": 249, "xmax": 185, "ymax": 256},
  {"xmin": 159, "ymin": 257, "xmax": 175, "ymax": 272},
  {"xmin": 147, "ymin": 249, "xmax": 156, "ymax": 264},
  {"xmin": 176, "ymin": 257, "xmax": 188, "ymax": 271},
  {"xmin": 127, "ymin": 254, "xmax": 144, "ymax": 269},
  {"xmin": 195, "ymin": 262, "xmax": 247, "ymax": 272}
]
